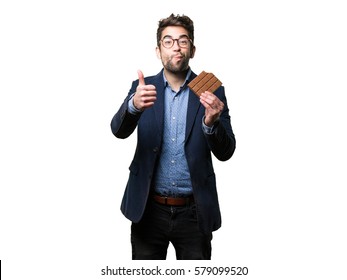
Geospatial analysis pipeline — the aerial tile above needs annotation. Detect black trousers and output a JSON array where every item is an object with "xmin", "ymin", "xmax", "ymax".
[{"xmin": 131, "ymin": 199, "xmax": 212, "ymax": 260}]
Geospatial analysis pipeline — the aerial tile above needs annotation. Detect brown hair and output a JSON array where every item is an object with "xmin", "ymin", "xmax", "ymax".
[{"xmin": 156, "ymin": 14, "xmax": 195, "ymax": 47}]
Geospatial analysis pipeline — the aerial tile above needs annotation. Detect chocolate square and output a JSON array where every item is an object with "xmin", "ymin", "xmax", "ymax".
[{"xmin": 188, "ymin": 71, "xmax": 222, "ymax": 97}]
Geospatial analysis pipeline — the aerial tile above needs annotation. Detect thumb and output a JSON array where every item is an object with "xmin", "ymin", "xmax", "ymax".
[{"xmin": 137, "ymin": 70, "xmax": 145, "ymax": 86}]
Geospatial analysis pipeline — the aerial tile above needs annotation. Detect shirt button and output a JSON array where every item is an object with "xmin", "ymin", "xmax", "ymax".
[
  {"xmin": 172, "ymin": 117, "xmax": 176, "ymax": 120},
  {"xmin": 171, "ymin": 160, "xmax": 175, "ymax": 164}
]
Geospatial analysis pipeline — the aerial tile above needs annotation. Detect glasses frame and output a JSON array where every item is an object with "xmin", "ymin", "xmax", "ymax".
[{"xmin": 160, "ymin": 35, "xmax": 193, "ymax": 49}]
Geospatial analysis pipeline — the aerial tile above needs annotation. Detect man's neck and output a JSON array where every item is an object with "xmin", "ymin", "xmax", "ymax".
[{"xmin": 164, "ymin": 69, "xmax": 188, "ymax": 92}]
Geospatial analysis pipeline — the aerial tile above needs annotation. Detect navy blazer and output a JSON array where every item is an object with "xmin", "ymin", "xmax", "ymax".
[{"xmin": 111, "ymin": 69, "xmax": 236, "ymax": 234}]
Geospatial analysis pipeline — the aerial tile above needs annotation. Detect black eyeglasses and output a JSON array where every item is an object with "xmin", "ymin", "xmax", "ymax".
[{"xmin": 160, "ymin": 36, "xmax": 192, "ymax": 49}]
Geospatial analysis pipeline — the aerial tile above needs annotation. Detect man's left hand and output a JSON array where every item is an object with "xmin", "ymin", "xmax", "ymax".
[{"xmin": 199, "ymin": 91, "xmax": 224, "ymax": 127}]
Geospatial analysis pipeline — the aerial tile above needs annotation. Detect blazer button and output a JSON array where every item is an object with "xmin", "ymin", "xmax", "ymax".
[{"xmin": 153, "ymin": 147, "xmax": 159, "ymax": 153}]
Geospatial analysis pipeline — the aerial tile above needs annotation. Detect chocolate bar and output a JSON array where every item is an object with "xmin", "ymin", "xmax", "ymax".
[{"xmin": 188, "ymin": 71, "xmax": 222, "ymax": 97}]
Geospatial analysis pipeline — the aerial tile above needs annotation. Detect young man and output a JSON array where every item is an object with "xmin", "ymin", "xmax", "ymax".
[{"xmin": 111, "ymin": 14, "xmax": 236, "ymax": 260}]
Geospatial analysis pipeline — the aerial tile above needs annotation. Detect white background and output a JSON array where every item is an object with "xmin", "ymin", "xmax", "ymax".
[{"xmin": 1, "ymin": 0, "xmax": 346, "ymax": 279}]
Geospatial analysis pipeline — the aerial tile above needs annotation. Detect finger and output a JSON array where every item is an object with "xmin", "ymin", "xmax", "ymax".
[
  {"xmin": 201, "ymin": 91, "xmax": 222, "ymax": 105},
  {"xmin": 200, "ymin": 91, "xmax": 213, "ymax": 97},
  {"xmin": 200, "ymin": 93, "xmax": 214, "ymax": 106},
  {"xmin": 142, "ymin": 90, "xmax": 157, "ymax": 97},
  {"xmin": 137, "ymin": 70, "xmax": 145, "ymax": 86},
  {"xmin": 199, "ymin": 98, "xmax": 213, "ymax": 110},
  {"xmin": 200, "ymin": 96, "xmax": 223, "ymax": 111}
]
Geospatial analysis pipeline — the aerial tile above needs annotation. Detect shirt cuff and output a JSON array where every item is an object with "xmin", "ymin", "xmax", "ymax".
[
  {"xmin": 202, "ymin": 116, "xmax": 215, "ymax": 134},
  {"xmin": 127, "ymin": 93, "xmax": 142, "ymax": 115}
]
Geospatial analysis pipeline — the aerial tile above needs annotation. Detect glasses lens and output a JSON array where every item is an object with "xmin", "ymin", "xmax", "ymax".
[
  {"xmin": 162, "ymin": 38, "xmax": 173, "ymax": 48},
  {"xmin": 178, "ymin": 38, "xmax": 189, "ymax": 47}
]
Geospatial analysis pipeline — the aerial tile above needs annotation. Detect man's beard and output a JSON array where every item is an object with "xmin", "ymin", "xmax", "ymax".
[{"xmin": 163, "ymin": 54, "xmax": 190, "ymax": 73}]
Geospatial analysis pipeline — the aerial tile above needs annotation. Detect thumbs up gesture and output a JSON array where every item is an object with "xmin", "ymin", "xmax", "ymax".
[{"xmin": 133, "ymin": 70, "xmax": 157, "ymax": 111}]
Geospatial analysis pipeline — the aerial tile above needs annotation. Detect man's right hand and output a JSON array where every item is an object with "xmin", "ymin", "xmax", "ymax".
[{"xmin": 133, "ymin": 70, "xmax": 157, "ymax": 111}]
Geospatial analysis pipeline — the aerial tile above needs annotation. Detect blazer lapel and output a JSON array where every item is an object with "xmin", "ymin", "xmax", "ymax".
[
  {"xmin": 153, "ymin": 73, "xmax": 165, "ymax": 137},
  {"xmin": 185, "ymin": 89, "xmax": 201, "ymax": 142}
]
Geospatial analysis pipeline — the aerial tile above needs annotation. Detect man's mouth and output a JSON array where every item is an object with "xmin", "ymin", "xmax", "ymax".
[{"xmin": 172, "ymin": 55, "xmax": 183, "ymax": 62}]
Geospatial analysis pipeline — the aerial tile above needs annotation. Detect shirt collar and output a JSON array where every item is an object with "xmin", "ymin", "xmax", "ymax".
[{"xmin": 163, "ymin": 68, "xmax": 192, "ymax": 89}]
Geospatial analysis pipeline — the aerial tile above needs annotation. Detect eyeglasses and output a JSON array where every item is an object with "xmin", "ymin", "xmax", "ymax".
[{"xmin": 160, "ymin": 36, "xmax": 192, "ymax": 49}]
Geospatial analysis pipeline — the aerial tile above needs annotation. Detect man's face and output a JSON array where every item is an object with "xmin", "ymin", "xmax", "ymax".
[{"xmin": 156, "ymin": 26, "xmax": 195, "ymax": 73}]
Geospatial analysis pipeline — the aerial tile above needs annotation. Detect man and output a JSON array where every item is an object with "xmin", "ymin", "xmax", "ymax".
[{"xmin": 110, "ymin": 14, "xmax": 236, "ymax": 260}]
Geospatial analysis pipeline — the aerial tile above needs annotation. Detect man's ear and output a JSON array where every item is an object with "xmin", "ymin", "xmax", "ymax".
[
  {"xmin": 156, "ymin": 46, "xmax": 161, "ymax": 59},
  {"xmin": 190, "ymin": 45, "xmax": 196, "ymax": 58}
]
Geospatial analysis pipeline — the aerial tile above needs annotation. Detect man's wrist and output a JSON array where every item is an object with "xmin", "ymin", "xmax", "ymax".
[
  {"xmin": 128, "ymin": 94, "xmax": 142, "ymax": 114},
  {"xmin": 202, "ymin": 116, "xmax": 216, "ymax": 134}
]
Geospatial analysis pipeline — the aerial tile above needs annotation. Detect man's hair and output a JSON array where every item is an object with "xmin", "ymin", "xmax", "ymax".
[{"xmin": 156, "ymin": 14, "xmax": 194, "ymax": 47}]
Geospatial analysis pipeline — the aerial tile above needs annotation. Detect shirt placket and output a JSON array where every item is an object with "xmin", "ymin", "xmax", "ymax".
[{"xmin": 169, "ymin": 93, "xmax": 179, "ymax": 195}]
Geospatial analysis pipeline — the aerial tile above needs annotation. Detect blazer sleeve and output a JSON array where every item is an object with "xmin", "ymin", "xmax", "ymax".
[
  {"xmin": 204, "ymin": 86, "xmax": 236, "ymax": 161},
  {"xmin": 110, "ymin": 82, "xmax": 142, "ymax": 139}
]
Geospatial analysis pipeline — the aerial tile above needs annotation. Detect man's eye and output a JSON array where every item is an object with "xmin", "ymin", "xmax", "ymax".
[{"xmin": 163, "ymin": 39, "xmax": 173, "ymax": 45}]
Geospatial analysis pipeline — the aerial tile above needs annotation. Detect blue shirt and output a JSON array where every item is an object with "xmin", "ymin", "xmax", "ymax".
[
  {"xmin": 128, "ymin": 69, "xmax": 215, "ymax": 198},
  {"xmin": 153, "ymin": 71, "xmax": 193, "ymax": 197}
]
